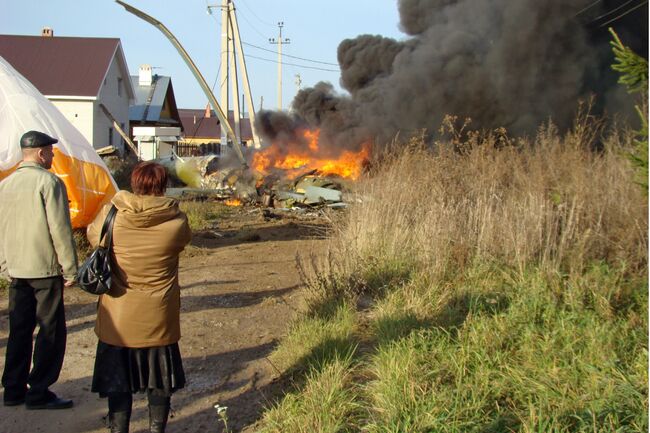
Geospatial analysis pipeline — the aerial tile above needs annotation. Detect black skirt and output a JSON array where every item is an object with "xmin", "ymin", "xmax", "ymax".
[{"xmin": 91, "ymin": 341, "xmax": 186, "ymax": 397}]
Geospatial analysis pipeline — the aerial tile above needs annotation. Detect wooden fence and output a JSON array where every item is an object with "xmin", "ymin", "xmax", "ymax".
[{"xmin": 175, "ymin": 142, "xmax": 221, "ymax": 157}]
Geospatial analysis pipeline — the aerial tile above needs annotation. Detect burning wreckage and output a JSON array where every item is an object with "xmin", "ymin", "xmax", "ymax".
[
  {"xmin": 114, "ymin": 1, "xmax": 373, "ymax": 211},
  {"xmin": 161, "ymin": 128, "xmax": 370, "ymax": 210},
  {"xmin": 112, "ymin": 1, "xmax": 370, "ymax": 210}
]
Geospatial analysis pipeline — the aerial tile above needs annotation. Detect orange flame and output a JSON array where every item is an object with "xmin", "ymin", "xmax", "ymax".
[
  {"xmin": 225, "ymin": 198, "xmax": 242, "ymax": 206},
  {"xmin": 252, "ymin": 129, "xmax": 370, "ymax": 180}
]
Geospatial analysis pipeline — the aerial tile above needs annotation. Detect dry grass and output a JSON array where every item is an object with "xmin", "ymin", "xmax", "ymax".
[
  {"xmin": 258, "ymin": 119, "xmax": 648, "ymax": 432},
  {"xmin": 328, "ymin": 121, "xmax": 647, "ymax": 290}
]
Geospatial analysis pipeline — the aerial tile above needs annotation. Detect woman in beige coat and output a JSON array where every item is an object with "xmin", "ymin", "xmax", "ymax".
[{"xmin": 86, "ymin": 162, "xmax": 191, "ymax": 433}]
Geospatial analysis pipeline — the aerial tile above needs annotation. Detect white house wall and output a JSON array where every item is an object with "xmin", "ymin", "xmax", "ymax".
[
  {"xmin": 51, "ymin": 100, "xmax": 95, "ymax": 146},
  {"xmin": 95, "ymin": 54, "xmax": 131, "ymax": 152}
]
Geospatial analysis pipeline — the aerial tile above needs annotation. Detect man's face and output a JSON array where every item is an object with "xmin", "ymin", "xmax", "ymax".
[{"xmin": 38, "ymin": 145, "xmax": 54, "ymax": 169}]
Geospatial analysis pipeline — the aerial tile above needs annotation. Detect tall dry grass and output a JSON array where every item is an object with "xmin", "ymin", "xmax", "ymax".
[
  {"xmin": 259, "ymin": 120, "xmax": 648, "ymax": 433},
  {"xmin": 327, "ymin": 121, "xmax": 647, "ymax": 290}
]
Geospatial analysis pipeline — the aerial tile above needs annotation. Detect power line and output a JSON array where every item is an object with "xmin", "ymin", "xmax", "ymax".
[
  {"xmin": 205, "ymin": 2, "xmax": 338, "ymax": 67},
  {"xmin": 236, "ymin": 0, "xmax": 276, "ymax": 27},
  {"xmin": 587, "ymin": 0, "xmax": 641, "ymax": 23},
  {"xmin": 246, "ymin": 53, "xmax": 340, "ymax": 72},
  {"xmin": 592, "ymin": 0, "xmax": 637, "ymax": 20},
  {"xmin": 599, "ymin": 0, "xmax": 648, "ymax": 26},
  {"xmin": 575, "ymin": 0, "xmax": 604, "ymax": 17},
  {"xmin": 235, "ymin": 7, "xmax": 272, "ymax": 41},
  {"xmin": 243, "ymin": 41, "xmax": 339, "ymax": 66}
]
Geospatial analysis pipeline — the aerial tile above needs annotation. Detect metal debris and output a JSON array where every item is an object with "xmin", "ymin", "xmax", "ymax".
[{"xmin": 159, "ymin": 153, "xmax": 348, "ymax": 209}]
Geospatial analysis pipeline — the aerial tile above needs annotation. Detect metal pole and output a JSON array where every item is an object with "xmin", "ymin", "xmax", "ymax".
[
  {"xmin": 228, "ymin": 3, "xmax": 242, "ymax": 147},
  {"xmin": 269, "ymin": 22, "xmax": 289, "ymax": 111},
  {"xmin": 229, "ymin": 3, "xmax": 262, "ymax": 148},
  {"xmin": 116, "ymin": 0, "xmax": 246, "ymax": 165},
  {"xmin": 219, "ymin": 0, "xmax": 230, "ymax": 148},
  {"xmin": 278, "ymin": 22, "xmax": 282, "ymax": 110}
]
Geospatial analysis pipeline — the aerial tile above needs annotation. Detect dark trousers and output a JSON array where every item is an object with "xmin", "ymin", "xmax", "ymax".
[{"xmin": 1, "ymin": 277, "xmax": 66, "ymax": 402}]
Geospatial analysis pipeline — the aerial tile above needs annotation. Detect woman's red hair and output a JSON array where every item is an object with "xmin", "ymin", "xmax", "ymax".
[{"xmin": 131, "ymin": 162, "xmax": 168, "ymax": 196}]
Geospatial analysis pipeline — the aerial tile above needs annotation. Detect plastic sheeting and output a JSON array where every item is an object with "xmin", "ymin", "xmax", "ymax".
[{"xmin": 0, "ymin": 56, "xmax": 117, "ymax": 227}]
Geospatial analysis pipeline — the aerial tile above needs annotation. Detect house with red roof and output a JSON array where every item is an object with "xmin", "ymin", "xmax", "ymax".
[
  {"xmin": 0, "ymin": 28, "xmax": 135, "ymax": 153},
  {"xmin": 177, "ymin": 107, "xmax": 254, "ymax": 156}
]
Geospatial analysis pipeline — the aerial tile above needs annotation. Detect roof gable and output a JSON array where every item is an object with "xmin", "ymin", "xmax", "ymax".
[
  {"xmin": 129, "ymin": 74, "xmax": 181, "ymax": 126},
  {"xmin": 0, "ymin": 35, "xmax": 123, "ymax": 98},
  {"xmin": 179, "ymin": 108, "xmax": 252, "ymax": 140}
]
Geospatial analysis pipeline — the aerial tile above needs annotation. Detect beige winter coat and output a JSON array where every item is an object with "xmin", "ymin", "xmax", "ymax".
[
  {"xmin": 87, "ymin": 190, "xmax": 191, "ymax": 348},
  {"xmin": 0, "ymin": 162, "xmax": 78, "ymax": 280}
]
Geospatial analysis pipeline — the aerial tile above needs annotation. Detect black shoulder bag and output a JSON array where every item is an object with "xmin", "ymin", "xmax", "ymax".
[{"xmin": 77, "ymin": 205, "xmax": 118, "ymax": 295}]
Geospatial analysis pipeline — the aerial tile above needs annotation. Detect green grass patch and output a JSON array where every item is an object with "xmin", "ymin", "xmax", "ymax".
[
  {"xmin": 258, "ymin": 262, "xmax": 648, "ymax": 432},
  {"xmin": 270, "ymin": 300, "xmax": 358, "ymax": 373},
  {"xmin": 179, "ymin": 200, "xmax": 230, "ymax": 231},
  {"xmin": 260, "ymin": 354, "xmax": 363, "ymax": 433},
  {"xmin": 359, "ymin": 266, "xmax": 648, "ymax": 433}
]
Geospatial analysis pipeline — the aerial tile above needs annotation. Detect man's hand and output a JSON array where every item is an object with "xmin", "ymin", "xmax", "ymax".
[{"xmin": 64, "ymin": 279, "xmax": 75, "ymax": 287}]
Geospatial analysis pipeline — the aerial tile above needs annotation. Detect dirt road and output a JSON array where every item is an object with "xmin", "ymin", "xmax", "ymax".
[{"xmin": 0, "ymin": 208, "xmax": 328, "ymax": 433}]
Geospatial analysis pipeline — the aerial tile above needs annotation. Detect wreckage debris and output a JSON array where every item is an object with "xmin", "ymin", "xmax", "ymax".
[
  {"xmin": 161, "ymin": 155, "xmax": 349, "ymax": 210},
  {"xmin": 258, "ymin": 169, "xmax": 348, "ymax": 209}
]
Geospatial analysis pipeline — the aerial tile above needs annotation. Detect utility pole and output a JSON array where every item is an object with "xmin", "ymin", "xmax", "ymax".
[
  {"xmin": 241, "ymin": 93, "xmax": 245, "ymax": 118},
  {"xmin": 119, "ymin": 1, "xmax": 248, "ymax": 162},
  {"xmin": 207, "ymin": 1, "xmax": 230, "ymax": 148},
  {"xmin": 227, "ymin": 4, "xmax": 241, "ymax": 146},
  {"xmin": 269, "ymin": 22, "xmax": 290, "ymax": 110},
  {"xmin": 294, "ymin": 73, "xmax": 302, "ymax": 92},
  {"xmin": 207, "ymin": 0, "xmax": 261, "ymax": 148},
  {"xmin": 219, "ymin": 0, "xmax": 230, "ymax": 149}
]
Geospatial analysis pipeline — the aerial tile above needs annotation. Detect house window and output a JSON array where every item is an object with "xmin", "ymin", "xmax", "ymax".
[
  {"xmin": 117, "ymin": 78, "xmax": 122, "ymax": 97},
  {"xmin": 109, "ymin": 127, "xmax": 113, "ymax": 147}
]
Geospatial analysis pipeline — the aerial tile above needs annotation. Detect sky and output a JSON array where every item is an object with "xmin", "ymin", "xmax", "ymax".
[{"xmin": 2, "ymin": 0, "xmax": 404, "ymax": 112}]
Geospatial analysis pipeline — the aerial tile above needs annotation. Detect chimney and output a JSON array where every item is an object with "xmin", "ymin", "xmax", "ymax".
[
  {"xmin": 139, "ymin": 64, "xmax": 152, "ymax": 86},
  {"xmin": 41, "ymin": 27, "xmax": 54, "ymax": 37},
  {"xmin": 204, "ymin": 104, "xmax": 211, "ymax": 118}
]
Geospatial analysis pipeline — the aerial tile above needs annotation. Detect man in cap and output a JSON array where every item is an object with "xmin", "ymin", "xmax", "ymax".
[{"xmin": 0, "ymin": 130, "xmax": 77, "ymax": 409}]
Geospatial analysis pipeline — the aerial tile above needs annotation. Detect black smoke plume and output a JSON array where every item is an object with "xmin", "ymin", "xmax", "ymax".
[{"xmin": 256, "ymin": 0, "xmax": 647, "ymax": 152}]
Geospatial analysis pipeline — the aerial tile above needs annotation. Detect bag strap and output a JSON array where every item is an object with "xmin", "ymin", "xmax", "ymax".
[{"xmin": 99, "ymin": 205, "xmax": 118, "ymax": 249}]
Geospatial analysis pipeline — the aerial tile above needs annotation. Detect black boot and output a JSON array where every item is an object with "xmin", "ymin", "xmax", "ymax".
[
  {"xmin": 108, "ymin": 411, "xmax": 130, "ymax": 433},
  {"xmin": 149, "ymin": 404, "xmax": 170, "ymax": 433}
]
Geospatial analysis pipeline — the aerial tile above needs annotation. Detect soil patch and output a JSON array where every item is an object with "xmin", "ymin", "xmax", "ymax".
[{"xmin": 0, "ymin": 206, "xmax": 329, "ymax": 433}]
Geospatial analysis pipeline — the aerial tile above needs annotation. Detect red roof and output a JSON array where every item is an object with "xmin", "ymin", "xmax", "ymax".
[
  {"xmin": 0, "ymin": 34, "xmax": 120, "ymax": 97},
  {"xmin": 179, "ymin": 108, "xmax": 252, "ymax": 140}
]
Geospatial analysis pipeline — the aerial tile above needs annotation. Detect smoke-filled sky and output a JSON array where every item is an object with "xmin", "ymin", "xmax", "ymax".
[{"xmin": 257, "ymin": 0, "xmax": 648, "ymax": 152}]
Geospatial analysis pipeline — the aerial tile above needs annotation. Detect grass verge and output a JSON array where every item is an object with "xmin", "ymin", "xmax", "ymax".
[{"xmin": 256, "ymin": 121, "xmax": 648, "ymax": 432}]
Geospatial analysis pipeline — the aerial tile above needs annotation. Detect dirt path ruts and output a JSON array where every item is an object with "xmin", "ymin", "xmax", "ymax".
[{"xmin": 0, "ymin": 211, "xmax": 327, "ymax": 433}]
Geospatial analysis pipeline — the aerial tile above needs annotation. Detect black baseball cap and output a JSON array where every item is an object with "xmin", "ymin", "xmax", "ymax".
[{"xmin": 20, "ymin": 130, "xmax": 58, "ymax": 148}]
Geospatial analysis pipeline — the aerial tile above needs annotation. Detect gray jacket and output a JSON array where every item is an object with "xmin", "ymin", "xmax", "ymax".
[{"xmin": 0, "ymin": 161, "xmax": 78, "ymax": 280}]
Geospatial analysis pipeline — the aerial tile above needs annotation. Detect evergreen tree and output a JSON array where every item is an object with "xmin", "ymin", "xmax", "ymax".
[{"xmin": 609, "ymin": 28, "xmax": 648, "ymax": 191}]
